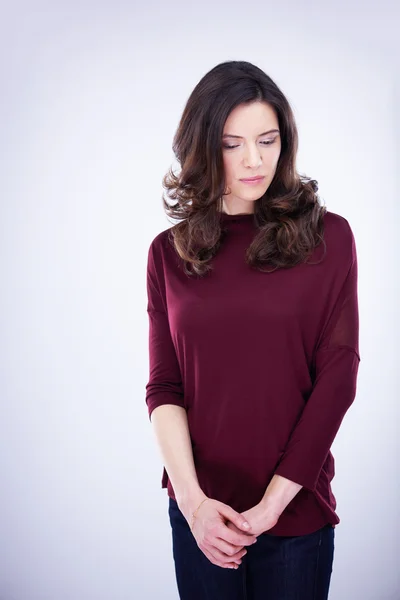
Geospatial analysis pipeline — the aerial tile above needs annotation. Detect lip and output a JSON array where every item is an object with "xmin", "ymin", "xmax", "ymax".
[{"xmin": 240, "ymin": 176, "xmax": 265, "ymax": 183}]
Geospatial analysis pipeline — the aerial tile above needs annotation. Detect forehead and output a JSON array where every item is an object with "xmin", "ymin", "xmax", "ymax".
[{"xmin": 223, "ymin": 101, "xmax": 278, "ymax": 134}]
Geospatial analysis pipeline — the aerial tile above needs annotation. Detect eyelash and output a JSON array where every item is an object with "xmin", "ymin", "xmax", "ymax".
[{"xmin": 223, "ymin": 140, "xmax": 276, "ymax": 149}]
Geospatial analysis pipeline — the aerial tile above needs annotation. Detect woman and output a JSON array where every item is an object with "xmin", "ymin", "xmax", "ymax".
[{"xmin": 145, "ymin": 60, "xmax": 360, "ymax": 599}]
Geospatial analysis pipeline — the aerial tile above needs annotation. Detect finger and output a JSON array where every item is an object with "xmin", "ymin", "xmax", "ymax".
[
  {"xmin": 202, "ymin": 541, "xmax": 246, "ymax": 568},
  {"xmin": 216, "ymin": 521, "xmax": 257, "ymax": 547},
  {"xmin": 202, "ymin": 546, "xmax": 238, "ymax": 569},
  {"xmin": 226, "ymin": 520, "xmax": 256, "ymax": 540},
  {"xmin": 217, "ymin": 502, "xmax": 252, "ymax": 533},
  {"xmin": 211, "ymin": 538, "xmax": 248, "ymax": 561}
]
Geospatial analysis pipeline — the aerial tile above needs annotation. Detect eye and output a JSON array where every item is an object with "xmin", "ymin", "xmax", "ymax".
[{"xmin": 222, "ymin": 139, "xmax": 276, "ymax": 150}]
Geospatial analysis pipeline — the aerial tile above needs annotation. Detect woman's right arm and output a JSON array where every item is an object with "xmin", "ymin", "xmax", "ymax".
[
  {"xmin": 145, "ymin": 238, "xmax": 207, "ymax": 523},
  {"xmin": 145, "ymin": 237, "xmax": 256, "ymax": 568},
  {"xmin": 150, "ymin": 403, "xmax": 257, "ymax": 570},
  {"xmin": 150, "ymin": 403, "xmax": 207, "ymax": 524}
]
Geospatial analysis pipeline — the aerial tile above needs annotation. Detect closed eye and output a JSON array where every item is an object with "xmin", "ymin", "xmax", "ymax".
[{"xmin": 223, "ymin": 140, "xmax": 276, "ymax": 150}]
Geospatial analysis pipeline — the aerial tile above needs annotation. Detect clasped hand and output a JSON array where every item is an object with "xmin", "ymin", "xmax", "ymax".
[
  {"xmin": 187, "ymin": 497, "xmax": 281, "ymax": 570},
  {"xmin": 226, "ymin": 501, "xmax": 281, "ymax": 537}
]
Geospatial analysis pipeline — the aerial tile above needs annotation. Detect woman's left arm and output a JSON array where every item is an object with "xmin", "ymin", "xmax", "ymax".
[{"xmin": 272, "ymin": 230, "xmax": 360, "ymax": 496}]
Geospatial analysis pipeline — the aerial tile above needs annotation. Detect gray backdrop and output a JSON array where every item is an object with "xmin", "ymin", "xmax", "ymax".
[{"xmin": 1, "ymin": 1, "xmax": 399, "ymax": 598}]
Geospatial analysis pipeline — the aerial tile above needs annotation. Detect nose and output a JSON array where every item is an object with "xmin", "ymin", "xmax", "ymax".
[{"xmin": 243, "ymin": 144, "xmax": 262, "ymax": 168}]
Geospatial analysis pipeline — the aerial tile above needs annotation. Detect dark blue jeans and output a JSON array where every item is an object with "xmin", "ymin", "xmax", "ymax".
[{"xmin": 168, "ymin": 497, "xmax": 335, "ymax": 600}]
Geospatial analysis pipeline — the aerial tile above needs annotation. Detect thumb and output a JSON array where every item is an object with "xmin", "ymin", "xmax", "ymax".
[{"xmin": 218, "ymin": 503, "xmax": 251, "ymax": 532}]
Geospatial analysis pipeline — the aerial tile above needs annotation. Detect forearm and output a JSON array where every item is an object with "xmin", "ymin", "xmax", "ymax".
[
  {"xmin": 150, "ymin": 404, "xmax": 207, "ymax": 521},
  {"xmin": 260, "ymin": 474, "xmax": 303, "ymax": 515}
]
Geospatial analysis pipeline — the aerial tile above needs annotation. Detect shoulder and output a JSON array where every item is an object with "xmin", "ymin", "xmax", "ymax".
[
  {"xmin": 323, "ymin": 209, "xmax": 354, "ymax": 239},
  {"xmin": 147, "ymin": 226, "xmax": 173, "ymax": 256},
  {"xmin": 146, "ymin": 226, "xmax": 177, "ymax": 279},
  {"xmin": 322, "ymin": 209, "xmax": 357, "ymax": 264}
]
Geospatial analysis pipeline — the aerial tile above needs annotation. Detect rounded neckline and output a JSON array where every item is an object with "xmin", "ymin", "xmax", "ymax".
[{"xmin": 219, "ymin": 211, "xmax": 255, "ymax": 222}]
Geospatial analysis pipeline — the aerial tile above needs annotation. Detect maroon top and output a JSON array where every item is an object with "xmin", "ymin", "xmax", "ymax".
[{"xmin": 145, "ymin": 210, "xmax": 360, "ymax": 536}]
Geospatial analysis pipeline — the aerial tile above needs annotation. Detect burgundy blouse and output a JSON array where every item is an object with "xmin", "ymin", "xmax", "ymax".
[{"xmin": 145, "ymin": 210, "xmax": 360, "ymax": 536}]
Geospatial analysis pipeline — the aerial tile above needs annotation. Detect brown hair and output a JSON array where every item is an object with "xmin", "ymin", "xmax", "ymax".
[{"xmin": 161, "ymin": 60, "xmax": 327, "ymax": 276}]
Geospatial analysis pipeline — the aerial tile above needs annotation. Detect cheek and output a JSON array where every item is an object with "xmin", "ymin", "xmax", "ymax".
[
  {"xmin": 223, "ymin": 156, "xmax": 239, "ymax": 179},
  {"xmin": 222, "ymin": 159, "xmax": 233, "ymax": 180},
  {"xmin": 271, "ymin": 148, "xmax": 281, "ymax": 167}
]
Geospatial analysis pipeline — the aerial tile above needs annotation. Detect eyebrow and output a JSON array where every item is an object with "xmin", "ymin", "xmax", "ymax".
[{"xmin": 222, "ymin": 129, "xmax": 280, "ymax": 139}]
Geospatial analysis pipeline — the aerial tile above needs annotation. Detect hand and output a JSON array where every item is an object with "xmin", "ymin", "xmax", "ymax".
[
  {"xmin": 188, "ymin": 497, "xmax": 258, "ymax": 569},
  {"xmin": 226, "ymin": 501, "xmax": 281, "ymax": 538}
]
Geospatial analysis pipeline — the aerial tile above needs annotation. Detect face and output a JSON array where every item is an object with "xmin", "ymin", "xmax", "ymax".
[{"xmin": 221, "ymin": 101, "xmax": 281, "ymax": 213}]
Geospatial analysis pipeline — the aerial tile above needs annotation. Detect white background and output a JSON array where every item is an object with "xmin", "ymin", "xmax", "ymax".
[{"xmin": 1, "ymin": 1, "xmax": 399, "ymax": 598}]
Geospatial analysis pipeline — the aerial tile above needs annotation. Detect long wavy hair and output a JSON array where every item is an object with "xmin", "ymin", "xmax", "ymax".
[{"xmin": 161, "ymin": 60, "xmax": 327, "ymax": 276}]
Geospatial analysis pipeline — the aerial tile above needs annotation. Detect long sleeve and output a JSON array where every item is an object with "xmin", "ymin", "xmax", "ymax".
[
  {"xmin": 145, "ymin": 238, "xmax": 185, "ymax": 421},
  {"xmin": 274, "ymin": 225, "xmax": 361, "ymax": 492}
]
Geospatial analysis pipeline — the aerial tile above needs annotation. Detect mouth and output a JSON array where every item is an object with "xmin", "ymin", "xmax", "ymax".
[{"xmin": 240, "ymin": 176, "xmax": 265, "ymax": 183}]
